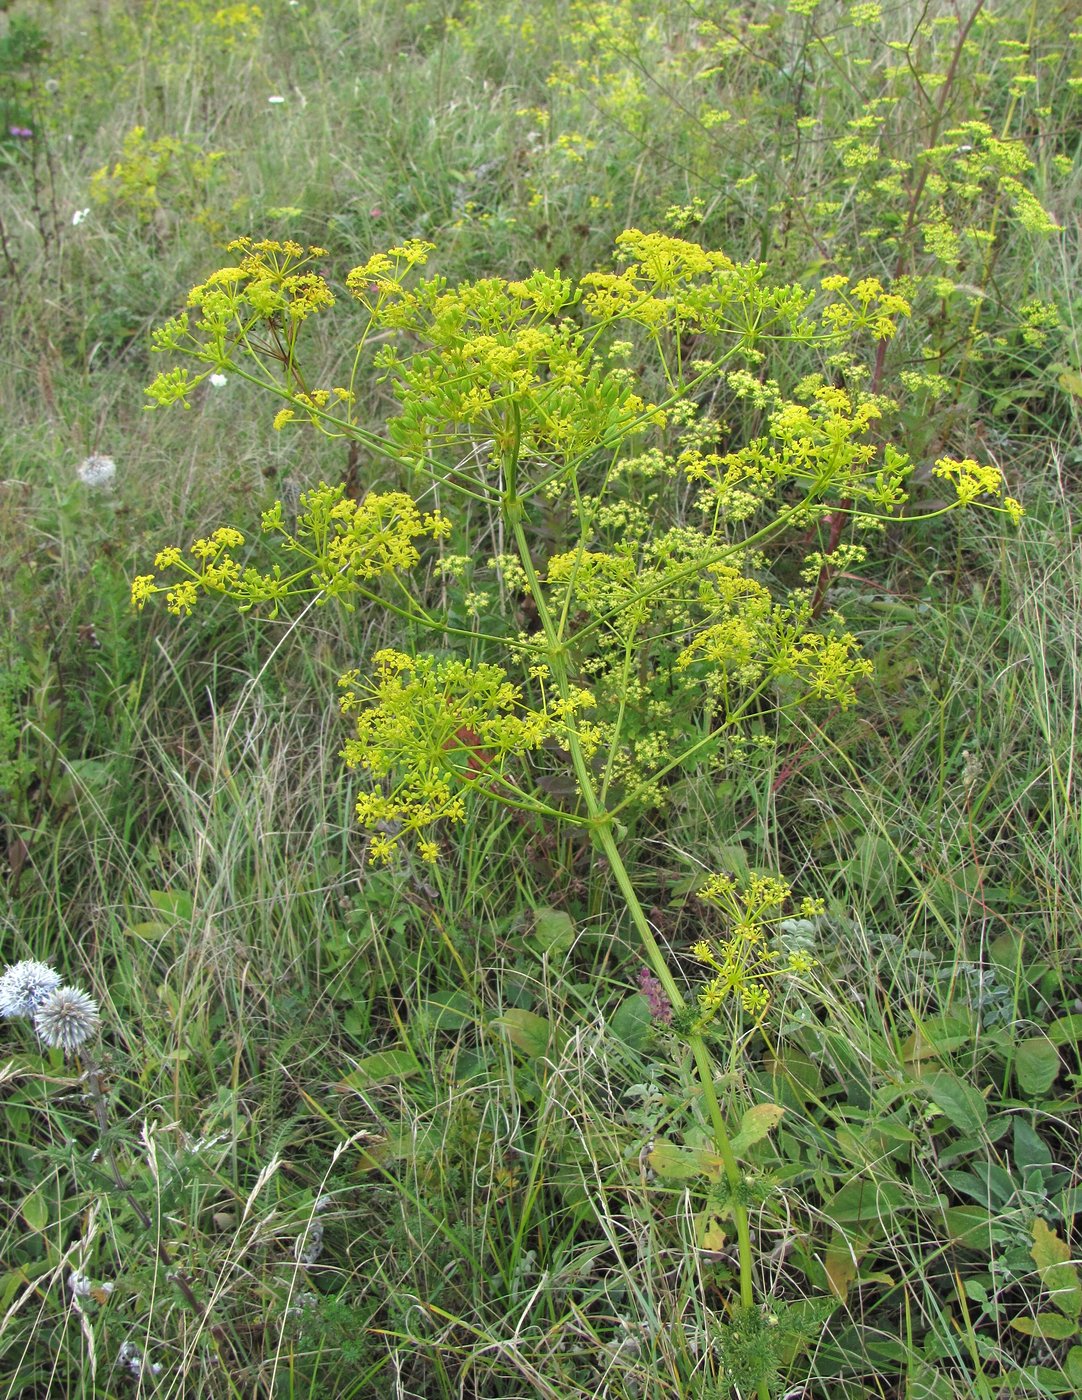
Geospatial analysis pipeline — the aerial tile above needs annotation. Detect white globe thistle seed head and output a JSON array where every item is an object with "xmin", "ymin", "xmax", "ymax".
[
  {"xmin": 0, "ymin": 960, "xmax": 62, "ymax": 1019},
  {"xmin": 33, "ymin": 985, "xmax": 100, "ymax": 1055},
  {"xmin": 76, "ymin": 453, "xmax": 117, "ymax": 489}
]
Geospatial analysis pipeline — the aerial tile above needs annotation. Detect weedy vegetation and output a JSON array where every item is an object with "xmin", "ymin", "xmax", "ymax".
[{"xmin": 1, "ymin": 2, "xmax": 1080, "ymax": 1397}]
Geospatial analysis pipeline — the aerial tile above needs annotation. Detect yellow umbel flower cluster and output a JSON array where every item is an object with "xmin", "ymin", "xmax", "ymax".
[
  {"xmin": 691, "ymin": 874, "xmax": 821, "ymax": 1026},
  {"xmin": 131, "ymin": 483, "xmax": 450, "ymax": 618},
  {"xmin": 933, "ymin": 457, "xmax": 1024, "ymax": 521},
  {"xmin": 338, "ymin": 651, "xmax": 596, "ymax": 863}
]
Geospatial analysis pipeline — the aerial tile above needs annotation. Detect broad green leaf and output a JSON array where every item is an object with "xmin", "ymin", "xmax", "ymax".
[
  {"xmin": 337, "ymin": 1050, "xmax": 419, "ymax": 1090},
  {"xmin": 729, "ymin": 1103, "xmax": 785, "ymax": 1156},
  {"xmin": 20, "ymin": 1188, "xmax": 47, "ymax": 1233},
  {"xmin": 1048, "ymin": 1015, "xmax": 1082, "ymax": 1046},
  {"xmin": 1065, "ymin": 1347, "xmax": 1082, "ymax": 1387},
  {"xmin": 148, "ymin": 889, "xmax": 194, "ymax": 921},
  {"xmin": 0, "ymin": 1269, "xmax": 27, "ymax": 1311},
  {"xmin": 852, "ymin": 832, "xmax": 901, "ymax": 906},
  {"xmin": 1010, "ymin": 1313, "xmax": 1077, "ymax": 1340},
  {"xmin": 125, "ymin": 921, "xmax": 177, "ymax": 941},
  {"xmin": 923, "ymin": 1069, "xmax": 987, "ymax": 1135},
  {"xmin": 422, "ymin": 989, "xmax": 473, "ymax": 1031},
  {"xmin": 491, "ymin": 1008, "xmax": 563, "ymax": 1060},
  {"xmin": 528, "ymin": 907, "xmax": 575, "ymax": 956},
  {"xmin": 762, "ymin": 1051, "xmax": 822, "ymax": 1103},
  {"xmin": 908, "ymin": 1359, "xmax": 957, "ymax": 1400},
  {"xmin": 944, "ymin": 1205, "xmax": 996, "ymax": 1252},
  {"xmin": 827, "ymin": 1178, "xmax": 912, "ymax": 1228},
  {"xmin": 1013, "ymin": 1117, "xmax": 1053, "ymax": 1171},
  {"xmin": 1015, "ymin": 1037, "xmax": 1060, "ymax": 1097},
  {"xmin": 900, "ymin": 1011, "xmax": 974, "ymax": 1067},
  {"xmin": 609, "ymin": 992, "xmax": 651, "ymax": 1050},
  {"xmin": 648, "ymin": 1138, "xmax": 724, "ymax": 1181},
  {"xmin": 355, "ymin": 1122, "xmax": 441, "ymax": 1171},
  {"xmin": 1031, "ymin": 1218, "xmax": 1082, "ymax": 1319}
]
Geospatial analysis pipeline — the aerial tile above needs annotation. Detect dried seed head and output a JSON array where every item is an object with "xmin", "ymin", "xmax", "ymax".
[{"xmin": 76, "ymin": 454, "xmax": 117, "ymax": 488}]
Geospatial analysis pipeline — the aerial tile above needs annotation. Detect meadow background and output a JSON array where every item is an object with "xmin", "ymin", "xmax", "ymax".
[{"xmin": 1, "ymin": 0, "xmax": 1081, "ymax": 1396}]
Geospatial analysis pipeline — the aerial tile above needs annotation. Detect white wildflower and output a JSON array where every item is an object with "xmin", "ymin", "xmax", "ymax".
[
  {"xmin": 268, "ymin": 94, "xmax": 286, "ymax": 104},
  {"xmin": 33, "ymin": 985, "xmax": 100, "ymax": 1055},
  {"xmin": 0, "ymin": 960, "xmax": 61, "ymax": 1018},
  {"xmin": 71, "ymin": 207, "xmax": 90, "ymax": 226},
  {"xmin": 76, "ymin": 454, "xmax": 116, "ymax": 489}
]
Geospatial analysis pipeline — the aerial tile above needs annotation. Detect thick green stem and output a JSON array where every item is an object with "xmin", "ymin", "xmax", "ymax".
[{"xmin": 506, "ymin": 503, "xmax": 764, "ymax": 1340}]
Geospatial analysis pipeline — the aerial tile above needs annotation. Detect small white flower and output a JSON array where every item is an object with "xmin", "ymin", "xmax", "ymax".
[
  {"xmin": 268, "ymin": 94, "xmax": 286, "ymax": 104},
  {"xmin": 0, "ymin": 960, "xmax": 61, "ymax": 1018},
  {"xmin": 208, "ymin": 373, "xmax": 228, "ymax": 387},
  {"xmin": 33, "ymin": 985, "xmax": 100, "ymax": 1055},
  {"xmin": 76, "ymin": 453, "xmax": 116, "ymax": 488},
  {"xmin": 72, "ymin": 207, "xmax": 90, "ymax": 226}
]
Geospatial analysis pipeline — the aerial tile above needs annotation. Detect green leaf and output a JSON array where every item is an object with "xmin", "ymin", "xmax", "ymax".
[
  {"xmin": 1065, "ymin": 1347, "xmax": 1082, "ymax": 1387},
  {"xmin": 729, "ymin": 1103, "xmax": 785, "ymax": 1156},
  {"xmin": 528, "ymin": 907, "xmax": 575, "ymax": 957},
  {"xmin": 900, "ymin": 1011, "xmax": 974, "ymax": 1066},
  {"xmin": 1047, "ymin": 1015, "xmax": 1082, "ymax": 1047},
  {"xmin": 923, "ymin": 1069, "xmax": 987, "ymax": 1135},
  {"xmin": 944, "ymin": 1205, "xmax": 997, "ymax": 1252},
  {"xmin": 907, "ymin": 1359, "xmax": 956, "ymax": 1400},
  {"xmin": 647, "ymin": 1138, "xmax": 724, "ymax": 1181},
  {"xmin": 491, "ymin": 1008, "xmax": 564, "ymax": 1060},
  {"xmin": 421, "ymin": 989, "xmax": 473, "ymax": 1031},
  {"xmin": 1010, "ymin": 1313, "xmax": 1077, "ymax": 1340},
  {"xmin": 148, "ymin": 889, "xmax": 193, "ymax": 921},
  {"xmin": 20, "ymin": 1188, "xmax": 47, "ymax": 1233},
  {"xmin": 1013, "ymin": 1117, "xmax": 1053, "ymax": 1171},
  {"xmin": 0, "ymin": 1269, "xmax": 27, "ymax": 1312},
  {"xmin": 826, "ymin": 1177, "xmax": 912, "ymax": 1228},
  {"xmin": 1015, "ymin": 1037, "xmax": 1060, "ymax": 1097},
  {"xmin": 338, "ymin": 1050, "xmax": 420, "ymax": 1090},
  {"xmin": 1031, "ymin": 1218, "xmax": 1082, "ymax": 1320},
  {"xmin": 125, "ymin": 920, "xmax": 178, "ymax": 941},
  {"xmin": 609, "ymin": 992, "xmax": 651, "ymax": 1049}
]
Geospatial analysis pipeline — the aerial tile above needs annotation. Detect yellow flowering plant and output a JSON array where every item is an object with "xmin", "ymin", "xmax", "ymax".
[{"xmin": 137, "ymin": 231, "xmax": 1021, "ymax": 1392}]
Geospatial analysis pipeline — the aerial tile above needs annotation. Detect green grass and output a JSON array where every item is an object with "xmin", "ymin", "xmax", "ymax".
[{"xmin": 1, "ymin": 0, "xmax": 1081, "ymax": 1396}]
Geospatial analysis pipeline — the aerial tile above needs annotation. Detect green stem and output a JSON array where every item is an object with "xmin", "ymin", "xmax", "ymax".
[{"xmin": 506, "ymin": 497, "xmax": 764, "ymax": 1345}]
